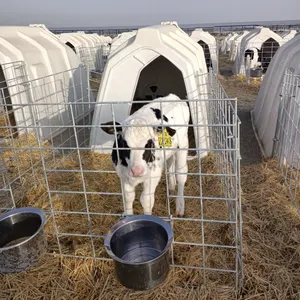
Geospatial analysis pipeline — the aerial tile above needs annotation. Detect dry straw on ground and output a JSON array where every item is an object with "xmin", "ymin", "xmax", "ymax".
[
  {"xmin": 1, "ymin": 76, "xmax": 300, "ymax": 299},
  {"xmin": 1, "ymin": 153, "xmax": 300, "ymax": 299},
  {"xmin": 0, "ymin": 138, "xmax": 239, "ymax": 299}
]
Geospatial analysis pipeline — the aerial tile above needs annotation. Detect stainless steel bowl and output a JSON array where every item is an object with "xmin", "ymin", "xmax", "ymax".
[
  {"xmin": 104, "ymin": 215, "xmax": 173, "ymax": 291},
  {"xmin": 0, "ymin": 207, "xmax": 47, "ymax": 274}
]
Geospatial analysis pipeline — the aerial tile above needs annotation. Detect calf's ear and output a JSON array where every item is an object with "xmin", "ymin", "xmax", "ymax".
[
  {"xmin": 153, "ymin": 126, "xmax": 176, "ymax": 137},
  {"xmin": 101, "ymin": 121, "xmax": 122, "ymax": 135}
]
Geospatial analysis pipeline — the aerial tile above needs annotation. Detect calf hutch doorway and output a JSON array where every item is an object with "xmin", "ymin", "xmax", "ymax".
[
  {"xmin": 259, "ymin": 38, "xmax": 280, "ymax": 72},
  {"xmin": 0, "ymin": 65, "xmax": 17, "ymax": 138},
  {"xmin": 130, "ymin": 55, "xmax": 196, "ymax": 157},
  {"xmin": 65, "ymin": 42, "xmax": 76, "ymax": 54},
  {"xmin": 245, "ymin": 49, "xmax": 255, "ymax": 60},
  {"xmin": 198, "ymin": 40, "xmax": 211, "ymax": 71}
]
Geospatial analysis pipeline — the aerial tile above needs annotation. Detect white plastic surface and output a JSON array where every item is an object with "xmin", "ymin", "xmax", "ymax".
[
  {"xmin": 58, "ymin": 33, "xmax": 84, "ymax": 53},
  {"xmin": 252, "ymin": 34, "xmax": 300, "ymax": 161},
  {"xmin": 220, "ymin": 33, "xmax": 233, "ymax": 54},
  {"xmin": 229, "ymin": 31, "xmax": 249, "ymax": 61},
  {"xmin": 226, "ymin": 33, "xmax": 239, "ymax": 53},
  {"xmin": 281, "ymin": 30, "xmax": 297, "ymax": 43},
  {"xmin": 109, "ymin": 31, "xmax": 137, "ymax": 55}
]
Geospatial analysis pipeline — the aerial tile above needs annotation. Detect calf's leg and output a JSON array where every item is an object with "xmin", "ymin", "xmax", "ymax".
[
  {"xmin": 175, "ymin": 148, "xmax": 188, "ymax": 216},
  {"xmin": 123, "ymin": 182, "xmax": 135, "ymax": 215},
  {"xmin": 167, "ymin": 155, "xmax": 176, "ymax": 192},
  {"xmin": 140, "ymin": 172, "xmax": 161, "ymax": 215}
]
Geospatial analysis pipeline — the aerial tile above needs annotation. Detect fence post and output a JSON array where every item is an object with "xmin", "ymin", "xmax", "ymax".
[{"xmin": 245, "ymin": 55, "xmax": 251, "ymax": 85}]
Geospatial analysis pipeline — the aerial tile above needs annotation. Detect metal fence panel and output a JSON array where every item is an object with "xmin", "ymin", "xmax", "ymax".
[
  {"xmin": 274, "ymin": 69, "xmax": 300, "ymax": 211},
  {"xmin": 0, "ymin": 68, "xmax": 243, "ymax": 290}
]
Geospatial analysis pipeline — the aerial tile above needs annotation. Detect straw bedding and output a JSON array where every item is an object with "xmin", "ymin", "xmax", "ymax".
[
  {"xmin": 0, "ymin": 77, "xmax": 300, "ymax": 299},
  {"xmin": 1, "ymin": 154, "xmax": 300, "ymax": 299}
]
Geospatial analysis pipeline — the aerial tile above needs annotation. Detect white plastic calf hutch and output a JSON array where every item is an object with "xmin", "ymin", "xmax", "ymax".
[
  {"xmin": 252, "ymin": 33, "xmax": 300, "ymax": 168},
  {"xmin": 0, "ymin": 26, "xmax": 93, "ymax": 140},
  {"xmin": 225, "ymin": 33, "xmax": 239, "ymax": 53},
  {"xmin": 104, "ymin": 36, "xmax": 112, "ymax": 44},
  {"xmin": 220, "ymin": 33, "xmax": 233, "ymax": 54},
  {"xmin": 190, "ymin": 28, "xmax": 218, "ymax": 72},
  {"xmin": 229, "ymin": 31, "xmax": 249, "ymax": 61},
  {"xmin": 78, "ymin": 33, "xmax": 101, "ymax": 48},
  {"xmin": 59, "ymin": 32, "xmax": 106, "ymax": 51},
  {"xmin": 58, "ymin": 33, "xmax": 83, "ymax": 54},
  {"xmin": 89, "ymin": 23, "xmax": 210, "ymax": 160},
  {"xmin": 281, "ymin": 30, "xmax": 297, "ymax": 43},
  {"xmin": 88, "ymin": 34, "xmax": 111, "ymax": 60},
  {"xmin": 109, "ymin": 31, "xmax": 137, "ymax": 55},
  {"xmin": 59, "ymin": 33, "xmax": 105, "ymax": 71},
  {"xmin": 233, "ymin": 27, "xmax": 283, "ymax": 75},
  {"xmin": 84, "ymin": 34, "xmax": 102, "ymax": 46}
]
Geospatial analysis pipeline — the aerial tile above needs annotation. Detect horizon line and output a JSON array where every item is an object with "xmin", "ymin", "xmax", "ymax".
[{"xmin": 47, "ymin": 19, "xmax": 300, "ymax": 30}]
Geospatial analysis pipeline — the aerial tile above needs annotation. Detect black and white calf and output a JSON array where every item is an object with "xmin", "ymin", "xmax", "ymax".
[{"xmin": 100, "ymin": 93, "xmax": 190, "ymax": 216}]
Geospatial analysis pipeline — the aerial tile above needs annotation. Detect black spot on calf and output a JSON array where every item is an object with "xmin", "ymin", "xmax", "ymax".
[
  {"xmin": 143, "ymin": 139, "xmax": 155, "ymax": 163},
  {"xmin": 150, "ymin": 108, "xmax": 168, "ymax": 122},
  {"xmin": 112, "ymin": 135, "xmax": 130, "ymax": 167}
]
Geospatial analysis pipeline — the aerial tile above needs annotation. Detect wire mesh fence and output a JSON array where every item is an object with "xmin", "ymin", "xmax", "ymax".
[
  {"xmin": 0, "ymin": 64, "xmax": 94, "ymax": 207},
  {"xmin": 77, "ymin": 45, "xmax": 109, "ymax": 99},
  {"xmin": 274, "ymin": 69, "xmax": 300, "ymax": 211},
  {"xmin": 199, "ymin": 42, "xmax": 219, "ymax": 74},
  {"xmin": 0, "ymin": 68, "xmax": 242, "ymax": 290},
  {"xmin": 78, "ymin": 45, "xmax": 108, "ymax": 73}
]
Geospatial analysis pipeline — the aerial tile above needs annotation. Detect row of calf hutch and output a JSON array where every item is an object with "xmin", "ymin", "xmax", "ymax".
[
  {"xmin": 58, "ymin": 32, "xmax": 111, "ymax": 54},
  {"xmin": 221, "ymin": 28, "xmax": 297, "ymax": 76},
  {"xmin": 0, "ymin": 25, "xmax": 94, "ymax": 140},
  {"xmin": 57, "ymin": 31, "xmax": 112, "ymax": 71},
  {"xmin": 252, "ymin": 32, "xmax": 300, "ymax": 168},
  {"xmin": 220, "ymin": 32, "xmax": 239, "ymax": 54},
  {"xmin": 0, "ymin": 22, "xmax": 220, "ymax": 160},
  {"xmin": 90, "ymin": 22, "xmax": 211, "ymax": 160}
]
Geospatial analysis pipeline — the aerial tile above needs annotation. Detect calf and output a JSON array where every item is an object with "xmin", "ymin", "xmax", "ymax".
[{"xmin": 100, "ymin": 94, "xmax": 190, "ymax": 216}]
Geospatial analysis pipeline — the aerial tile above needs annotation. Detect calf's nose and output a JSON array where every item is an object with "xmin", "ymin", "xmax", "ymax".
[{"xmin": 130, "ymin": 166, "xmax": 144, "ymax": 177}]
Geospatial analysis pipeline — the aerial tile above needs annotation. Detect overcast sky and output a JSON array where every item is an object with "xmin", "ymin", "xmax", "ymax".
[{"xmin": 1, "ymin": 0, "xmax": 299, "ymax": 28}]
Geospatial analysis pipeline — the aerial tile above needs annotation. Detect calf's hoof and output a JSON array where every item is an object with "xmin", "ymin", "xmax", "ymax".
[
  {"xmin": 176, "ymin": 212, "xmax": 185, "ymax": 218},
  {"xmin": 124, "ymin": 210, "xmax": 134, "ymax": 216}
]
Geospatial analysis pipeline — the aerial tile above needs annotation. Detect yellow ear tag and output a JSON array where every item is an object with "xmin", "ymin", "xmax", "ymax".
[{"xmin": 158, "ymin": 129, "xmax": 172, "ymax": 148}]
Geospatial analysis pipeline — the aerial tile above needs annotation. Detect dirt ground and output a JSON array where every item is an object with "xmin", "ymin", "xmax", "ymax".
[{"xmin": 219, "ymin": 54, "xmax": 263, "ymax": 165}]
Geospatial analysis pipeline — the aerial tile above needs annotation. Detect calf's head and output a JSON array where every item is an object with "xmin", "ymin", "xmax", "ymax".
[{"xmin": 101, "ymin": 119, "xmax": 176, "ymax": 177}]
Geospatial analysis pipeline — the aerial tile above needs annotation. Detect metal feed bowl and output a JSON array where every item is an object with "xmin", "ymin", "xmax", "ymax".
[
  {"xmin": 0, "ymin": 207, "xmax": 47, "ymax": 274},
  {"xmin": 250, "ymin": 67, "xmax": 263, "ymax": 78},
  {"xmin": 104, "ymin": 215, "xmax": 173, "ymax": 291}
]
